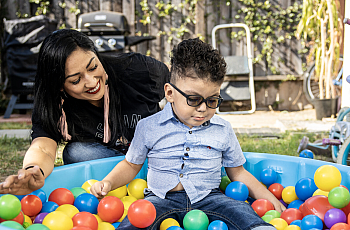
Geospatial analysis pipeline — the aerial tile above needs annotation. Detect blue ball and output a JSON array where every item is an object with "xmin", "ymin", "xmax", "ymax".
[
  {"xmin": 30, "ymin": 189, "xmax": 47, "ymax": 204},
  {"xmin": 41, "ymin": 201, "xmax": 58, "ymax": 213},
  {"xmin": 301, "ymin": 215, "xmax": 323, "ymax": 230},
  {"xmin": 167, "ymin": 227, "xmax": 183, "ymax": 230},
  {"xmin": 260, "ymin": 168, "xmax": 277, "ymax": 186},
  {"xmin": 73, "ymin": 193, "xmax": 99, "ymax": 214},
  {"xmin": 295, "ymin": 177, "xmax": 318, "ymax": 201},
  {"xmin": 299, "ymin": 149, "xmax": 314, "ymax": 159},
  {"xmin": 208, "ymin": 220, "xmax": 228, "ymax": 230},
  {"xmin": 290, "ymin": 219, "xmax": 301, "ymax": 227},
  {"xmin": 288, "ymin": 199, "xmax": 304, "ymax": 209},
  {"xmin": 112, "ymin": 222, "xmax": 121, "ymax": 228},
  {"xmin": 225, "ymin": 181, "xmax": 249, "ymax": 201}
]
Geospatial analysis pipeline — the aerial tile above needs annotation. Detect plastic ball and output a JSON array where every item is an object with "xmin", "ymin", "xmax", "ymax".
[
  {"xmin": 284, "ymin": 225, "xmax": 301, "ymax": 230},
  {"xmin": 225, "ymin": 181, "xmax": 249, "ymax": 201},
  {"xmin": 183, "ymin": 209, "xmax": 209, "ymax": 230},
  {"xmin": 288, "ymin": 200, "xmax": 304, "ymax": 209},
  {"xmin": 300, "ymin": 195, "xmax": 334, "ymax": 222},
  {"xmin": 111, "ymin": 222, "xmax": 120, "ymax": 229},
  {"xmin": 331, "ymin": 223, "xmax": 350, "ymax": 230},
  {"xmin": 42, "ymin": 211, "xmax": 73, "ymax": 230},
  {"xmin": 93, "ymin": 214, "xmax": 102, "ymax": 223},
  {"xmin": 106, "ymin": 185, "xmax": 127, "ymax": 199},
  {"xmin": 70, "ymin": 227, "xmax": 93, "ymax": 230},
  {"xmin": 0, "ymin": 194, "xmax": 21, "ymax": 220},
  {"xmin": 269, "ymin": 218, "xmax": 288, "ymax": 230},
  {"xmin": 41, "ymin": 201, "xmax": 58, "ymax": 213},
  {"xmin": 24, "ymin": 214, "xmax": 32, "ymax": 226},
  {"xmin": 21, "ymin": 195, "xmax": 43, "ymax": 217},
  {"xmin": 72, "ymin": 211, "xmax": 98, "ymax": 230},
  {"xmin": 120, "ymin": 195, "xmax": 137, "ymax": 210},
  {"xmin": 219, "ymin": 176, "xmax": 231, "ymax": 192},
  {"xmin": 0, "ymin": 220, "xmax": 25, "ymax": 230},
  {"xmin": 251, "ymin": 199, "xmax": 274, "ymax": 217},
  {"xmin": 128, "ymin": 199, "xmax": 156, "ymax": 228},
  {"xmin": 33, "ymin": 213, "xmax": 48, "ymax": 224},
  {"xmin": 127, "ymin": 178, "xmax": 148, "ymax": 199},
  {"xmin": 301, "ymin": 214, "xmax": 323, "ymax": 230},
  {"xmin": 295, "ymin": 177, "xmax": 318, "ymax": 201},
  {"xmin": 207, "ymin": 220, "xmax": 228, "ymax": 230},
  {"xmin": 314, "ymin": 165, "xmax": 341, "ymax": 192},
  {"xmin": 313, "ymin": 188, "xmax": 329, "ymax": 197},
  {"xmin": 159, "ymin": 218, "xmax": 180, "ymax": 230},
  {"xmin": 268, "ymin": 183, "xmax": 284, "ymax": 200},
  {"xmin": 282, "ymin": 186, "xmax": 298, "ymax": 204},
  {"xmin": 70, "ymin": 187, "xmax": 87, "ymax": 199},
  {"xmin": 74, "ymin": 193, "xmax": 99, "ymax": 214},
  {"xmin": 26, "ymin": 223, "xmax": 50, "ymax": 230},
  {"xmin": 3, "ymin": 211, "xmax": 24, "ymax": 225},
  {"xmin": 265, "ymin": 210, "xmax": 281, "ymax": 219},
  {"xmin": 97, "ymin": 196, "xmax": 124, "ymax": 223},
  {"xmin": 167, "ymin": 227, "xmax": 184, "ymax": 230},
  {"xmin": 97, "ymin": 221, "xmax": 115, "ymax": 230},
  {"xmin": 30, "ymin": 189, "xmax": 47, "ymax": 204},
  {"xmin": 48, "ymin": 188, "xmax": 74, "ymax": 206},
  {"xmin": 328, "ymin": 186, "xmax": 350, "ymax": 209},
  {"xmin": 81, "ymin": 179, "xmax": 98, "ymax": 193},
  {"xmin": 260, "ymin": 168, "xmax": 277, "ymax": 186},
  {"xmin": 299, "ymin": 149, "xmax": 314, "ymax": 159},
  {"xmin": 324, "ymin": 208, "xmax": 347, "ymax": 229},
  {"xmin": 290, "ymin": 219, "xmax": 302, "ymax": 227},
  {"xmin": 261, "ymin": 215, "xmax": 274, "ymax": 223},
  {"xmin": 55, "ymin": 204, "xmax": 79, "ymax": 218},
  {"xmin": 280, "ymin": 208, "xmax": 303, "ymax": 225}
]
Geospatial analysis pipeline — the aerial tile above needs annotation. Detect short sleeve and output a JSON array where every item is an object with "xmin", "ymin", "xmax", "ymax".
[
  {"xmin": 222, "ymin": 124, "xmax": 246, "ymax": 167},
  {"xmin": 125, "ymin": 119, "xmax": 149, "ymax": 165}
]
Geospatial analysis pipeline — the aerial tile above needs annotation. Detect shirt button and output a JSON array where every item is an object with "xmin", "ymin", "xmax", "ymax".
[
  {"xmin": 186, "ymin": 147, "xmax": 190, "ymax": 151},
  {"xmin": 179, "ymin": 174, "xmax": 183, "ymax": 178},
  {"xmin": 181, "ymin": 163, "xmax": 184, "ymax": 169},
  {"xmin": 189, "ymin": 131, "xmax": 192, "ymax": 134},
  {"xmin": 184, "ymin": 153, "xmax": 189, "ymax": 156}
]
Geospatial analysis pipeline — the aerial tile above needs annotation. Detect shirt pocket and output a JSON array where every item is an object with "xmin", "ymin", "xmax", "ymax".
[{"xmin": 193, "ymin": 137, "xmax": 226, "ymax": 160}]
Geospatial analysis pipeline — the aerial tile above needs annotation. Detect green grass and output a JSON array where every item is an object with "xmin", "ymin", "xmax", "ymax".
[{"xmin": 0, "ymin": 122, "xmax": 32, "ymax": 130}]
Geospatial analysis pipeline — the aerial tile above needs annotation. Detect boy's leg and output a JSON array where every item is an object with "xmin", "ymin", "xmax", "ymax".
[
  {"xmin": 192, "ymin": 189, "xmax": 276, "ymax": 230},
  {"xmin": 62, "ymin": 142, "xmax": 124, "ymax": 164}
]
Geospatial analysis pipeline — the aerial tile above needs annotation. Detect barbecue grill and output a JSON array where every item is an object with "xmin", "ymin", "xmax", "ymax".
[{"xmin": 78, "ymin": 11, "xmax": 154, "ymax": 53}]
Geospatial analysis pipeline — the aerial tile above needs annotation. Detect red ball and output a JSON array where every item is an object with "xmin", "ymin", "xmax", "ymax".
[
  {"xmin": 21, "ymin": 195, "xmax": 42, "ymax": 217},
  {"xmin": 127, "ymin": 199, "xmax": 156, "ymax": 228},
  {"xmin": 268, "ymin": 183, "xmax": 284, "ymax": 200},
  {"xmin": 71, "ymin": 227, "xmax": 93, "ymax": 230},
  {"xmin": 299, "ymin": 195, "xmax": 334, "ymax": 222},
  {"xmin": 72, "ymin": 211, "xmax": 98, "ymax": 230},
  {"xmin": 280, "ymin": 208, "xmax": 303, "ymax": 225},
  {"xmin": 331, "ymin": 223, "xmax": 350, "ymax": 230},
  {"xmin": 48, "ymin": 188, "xmax": 75, "ymax": 206},
  {"xmin": 97, "ymin": 196, "xmax": 124, "ymax": 223},
  {"xmin": 0, "ymin": 211, "xmax": 24, "ymax": 225},
  {"xmin": 251, "ymin": 199, "xmax": 274, "ymax": 217},
  {"xmin": 342, "ymin": 201, "xmax": 350, "ymax": 217}
]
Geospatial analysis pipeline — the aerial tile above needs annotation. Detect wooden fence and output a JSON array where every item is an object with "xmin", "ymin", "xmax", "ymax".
[{"xmin": 2, "ymin": 0, "xmax": 309, "ymax": 77}]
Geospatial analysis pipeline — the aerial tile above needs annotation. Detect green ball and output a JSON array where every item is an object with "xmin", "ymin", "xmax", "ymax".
[
  {"xmin": 328, "ymin": 186, "xmax": 350, "ymax": 208},
  {"xmin": 26, "ymin": 224, "xmax": 51, "ymax": 230},
  {"xmin": 1, "ymin": 221, "xmax": 25, "ymax": 230},
  {"xmin": 183, "ymin": 209, "xmax": 209, "ymax": 230},
  {"xmin": 265, "ymin": 210, "xmax": 281, "ymax": 218},
  {"xmin": 70, "ymin": 187, "xmax": 87, "ymax": 199},
  {"xmin": 219, "ymin": 176, "xmax": 231, "ymax": 192},
  {"xmin": 261, "ymin": 214, "xmax": 274, "ymax": 223},
  {"xmin": 0, "ymin": 194, "xmax": 21, "ymax": 220}
]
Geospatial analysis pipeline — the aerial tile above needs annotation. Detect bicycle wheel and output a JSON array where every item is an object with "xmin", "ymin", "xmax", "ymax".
[{"xmin": 336, "ymin": 135, "xmax": 350, "ymax": 165}]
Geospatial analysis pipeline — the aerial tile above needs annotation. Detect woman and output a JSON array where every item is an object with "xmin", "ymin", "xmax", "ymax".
[{"xmin": 0, "ymin": 29, "xmax": 169, "ymax": 195}]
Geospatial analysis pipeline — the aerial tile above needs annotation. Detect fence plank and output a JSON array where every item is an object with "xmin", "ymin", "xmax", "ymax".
[
  {"xmin": 218, "ymin": 1, "xmax": 231, "ymax": 57},
  {"xmin": 135, "ymin": 1, "xmax": 149, "ymax": 54},
  {"xmin": 195, "ymin": 0, "xmax": 205, "ymax": 39},
  {"xmin": 149, "ymin": 0, "xmax": 161, "ymax": 60},
  {"xmin": 123, "ymin": 0, "xmax": 135, "ymax": 34}
]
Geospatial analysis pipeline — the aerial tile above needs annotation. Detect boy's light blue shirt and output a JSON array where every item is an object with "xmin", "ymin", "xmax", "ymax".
[{"xmin": 126, "ymin": 102, "xmax": 246, "ymax": 204}]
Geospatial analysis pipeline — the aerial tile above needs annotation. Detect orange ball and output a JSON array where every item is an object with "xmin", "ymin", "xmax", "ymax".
[
  {"xmin": 97, "ymin": 196, "xmax": 124, "ymax": 223},
  {"xmin": 268, "ymin": 183, "xmax": 284, "ymax": 200},
  {"xmin": 48, "ymin": 188, "xmax": 75, "ymax": 206},
  {"xmin": 251, "ymin": 199, "xmax": 274, "ymax": 217},
  {"xmin": 21, "ymin": 195, "xmax": 42, "ymax": 217}
]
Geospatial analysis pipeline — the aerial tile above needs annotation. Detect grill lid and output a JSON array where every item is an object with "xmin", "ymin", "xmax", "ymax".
[{"xmin": 78, "ymin": 11, "xmax": 130, "ymax": 36}]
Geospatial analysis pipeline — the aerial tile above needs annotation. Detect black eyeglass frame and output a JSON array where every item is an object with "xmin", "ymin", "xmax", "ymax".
[{"xmin": 169, "ymin": 82, "xmax": 223, "ymax": 109}]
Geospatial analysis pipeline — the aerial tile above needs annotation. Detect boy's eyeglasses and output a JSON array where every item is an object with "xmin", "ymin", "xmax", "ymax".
[{"xmin": 169, "ymin": 82, "xmax": 223, "ymax": 109}]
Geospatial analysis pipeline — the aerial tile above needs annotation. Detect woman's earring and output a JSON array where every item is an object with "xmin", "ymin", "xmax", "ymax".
[{"xmin": 62, "ymin": 90, "xmax": 68, "ymax": 98}]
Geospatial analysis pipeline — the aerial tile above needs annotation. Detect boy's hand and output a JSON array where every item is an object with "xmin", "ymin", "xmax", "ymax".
[
  {"xmin": 271, "ymin": 199, "xmax": 286, "ymax": 213},
  {"xmin": 0, "ymin": 166, "xmax": 45, "ymax": 195},
  {"xmin": 90, "ymin": 180, "xmax": 112, "ymax": 199}
]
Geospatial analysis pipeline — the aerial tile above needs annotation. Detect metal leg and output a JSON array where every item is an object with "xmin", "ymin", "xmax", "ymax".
[{"xmin": 4, "ymin": 95, "xmax": 18, "ymax": 118}]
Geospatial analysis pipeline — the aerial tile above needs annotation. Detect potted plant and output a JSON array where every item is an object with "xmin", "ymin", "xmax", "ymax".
[{"xmin": 296, "ymin": 0, "xmax": 342, "ymax": 119}]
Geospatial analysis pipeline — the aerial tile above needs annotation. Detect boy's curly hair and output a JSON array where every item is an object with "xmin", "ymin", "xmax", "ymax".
[{"xmin": 170, "ymin": 38, "xmax": 226, "ymax": 84}]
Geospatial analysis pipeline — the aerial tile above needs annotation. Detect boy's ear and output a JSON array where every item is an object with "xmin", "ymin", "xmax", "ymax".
[{"xmin": 164, "ymin": 83, "xmax": 174, "ymax": 103}]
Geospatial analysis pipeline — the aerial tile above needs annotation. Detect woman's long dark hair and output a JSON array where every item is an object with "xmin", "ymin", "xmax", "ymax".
[{"xmin": 34, "ymin": 29, "xmax": 125, "ymax": 146}]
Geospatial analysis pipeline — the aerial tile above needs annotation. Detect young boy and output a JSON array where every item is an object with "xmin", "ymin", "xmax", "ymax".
[{"xmin": 91, "ymin": 38, "xmax": 285, "ymax": 229}]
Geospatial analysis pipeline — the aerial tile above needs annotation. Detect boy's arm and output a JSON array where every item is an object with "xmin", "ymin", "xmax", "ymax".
[
  {"xmin": 90, "ymin": 159, "xmax": 143, "ymax": 198},
  {"xmin": 225, "ymin": 166, "xmax": 286, "ymax": 213}
]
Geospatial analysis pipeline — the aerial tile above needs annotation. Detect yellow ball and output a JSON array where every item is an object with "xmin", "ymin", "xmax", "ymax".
[
  {"xmin": 160, "ymin": 218, "xmax": 180, "ymax": 230},
  {"xmin": 118, "ymin": 209, "xmax": 127, "ymax": 222},
  {"xmin": 94, "ymin": 214, "xmax": 103, "ymax": 223},
  {"xmin": 313, "ymin": 188, "xmax": 329, "ymax": 197},
  {"xmin": 121, "ymin": 196, "xmax": 137, "ymax": 210},
  {"xmin": 314, "ymin": 165, "xmax": 341, "ymax": 191},
  {"xmin": 282, "ymin": 186, "xmax": 298, "ymax": 204},
  {"xmin": 82, "ymin": 179, "xmax": 98, "ymax": 193},
  {"xmin": 24, "ymin": 214, "xmax": 32, "ymax": 226},
  {"xmin": 269, "ymin": 218, "xmax": 288, "ymax": 230},
  {"xmin": 42, "ymin": 211, "xmax": 73, "ymax": 230},
  {"xmin": 55, "ymin": 204, "xmax": 79, "ymax": 218},
  {"xmin": 107, "ymin": 185, "xmax": 128, "ymax": 199},
  {"xmin": 127, "ymin": 179, "xmax": 147, "ymax": 199},
  {"xmin": 285, "ymin": 225, "xmax": 301, "ymax": 230},
  {"xmin": 98, "ymin": 221, "xmax": 115, "ymax": 230}
]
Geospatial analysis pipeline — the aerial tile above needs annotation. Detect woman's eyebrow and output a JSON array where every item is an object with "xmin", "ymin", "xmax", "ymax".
[
  {"xmin": 65, "ymin": 57, "xmax": 95, "ymax": 79},
  {"xmin": 86, "ymin": 57, "xmax": 95, "ymax": 68}
]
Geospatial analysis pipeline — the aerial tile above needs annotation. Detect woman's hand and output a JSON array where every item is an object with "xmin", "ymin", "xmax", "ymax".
[
  {"xmin": 0, "ymin": 165, "xmax": 45, "ymax": 195},
  {"xmin": 90, "ymin": 180, "xmax": 112, "ymax": 199}
]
